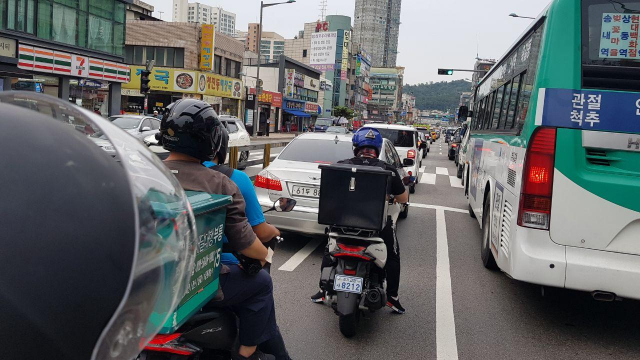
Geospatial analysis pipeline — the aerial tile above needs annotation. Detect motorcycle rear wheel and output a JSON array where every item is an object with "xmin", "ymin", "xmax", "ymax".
[{"xmin": 339, "ymin": 312, "xmax": 359, "ymax": 338}]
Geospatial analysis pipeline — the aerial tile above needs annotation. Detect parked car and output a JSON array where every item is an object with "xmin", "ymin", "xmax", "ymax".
[
  {"xmin": 448, "ymin": 127, "xmax": 461, "ymax": 160},
  {"xmin": 314, "ymin": 118, "xmax": 334, "ymax": 132},
  {"xmin": 361, "ymin": 124, "xmax": 422, "ymax": 193},
  {"xmin": 325, "ymin": 126, "xmax": 349, "ymax": 134},
  {"xmin": 108, "ymin": 115, "xmax": 160, "ymax": 141},
  {"xmin": 219, "ymin": 115, "xmax": 251, "ymax": 163},
  {"xmin": 255, "ymin": 133, "xmax": 413, "ymax": 236}
]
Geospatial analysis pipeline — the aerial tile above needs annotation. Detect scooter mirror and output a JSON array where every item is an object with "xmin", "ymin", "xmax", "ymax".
[
  {"xmin": 402, "ymin": 176, "xmax": 415, "ymax": 186},
  {"xmin": 274, "ymin": 198, "xmax": 297, "ymax": 212}
]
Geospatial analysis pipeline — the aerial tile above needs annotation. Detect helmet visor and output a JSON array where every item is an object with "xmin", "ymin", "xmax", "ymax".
[{"xmin": 0, "ymin": 92, "xmax": 197, "ymax": 360}]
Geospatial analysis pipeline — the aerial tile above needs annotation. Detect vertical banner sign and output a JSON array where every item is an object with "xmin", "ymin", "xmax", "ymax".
[
  {"xmin": 285, "ymin": 69, "xmax": 295, "ymax": 98},
  {"xmin": 200, "ymin": 24, "xmax": 215, "ymax": 70},
  {"xmin": 599, "ymin": 13, "xmax": 640, "ymax": 58},
  {"xmin": 341, "ymin": 31, "xmax": 351, "ymax": 80},
  {"xmin": 355, "ymin": 55, "xmax": 362, "ymax": 76}
]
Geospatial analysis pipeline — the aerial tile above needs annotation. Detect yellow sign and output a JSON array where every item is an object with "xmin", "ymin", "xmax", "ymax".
[
  {"xmin": 125, "ymin": 65, "xmax": 243, "ymax": 99},
  {"xmin": 197, "ymin": 72, "xmax": 243, "ymax": 99},
  {"xmin": 200, "ymin": 24, "xmax": 215, "ymax": 71}
]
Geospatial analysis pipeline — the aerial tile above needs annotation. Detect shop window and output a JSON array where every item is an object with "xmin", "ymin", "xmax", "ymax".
[
  {"xmin": 174, "ymin": 48, "xmax": 184, "ymax": 67},
  {"xmin": 133, "ymin": 46, "xmax": 143, "ymax": 65},
  {"xmin": 302, "ymin": 49, "xmax": 307, "ymax": 57},
  {"xmin": 214, "ymin": 55, "xmax": 221, "ymax": 74},
  {"xmin": 165, "ymin": 48, "xmax": 174, "ymax": 67}
]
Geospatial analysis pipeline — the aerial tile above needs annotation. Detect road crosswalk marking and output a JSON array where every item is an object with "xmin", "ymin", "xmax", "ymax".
[
  {"xmin": 421, "ymin": 173, "xmax": 437, "ymax": 185},
  {"xmin": 436, "ymin": 167, "xmax": 449, "ymax": 175},
  {"xmin": 449, "ymin": 176, "xmax": 463, "ymax": 188}
]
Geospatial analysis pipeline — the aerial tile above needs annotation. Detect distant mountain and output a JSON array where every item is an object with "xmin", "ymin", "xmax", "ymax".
[{"xmin": 404, "ymin": 80, "xmax": 472, "ymax": 112}]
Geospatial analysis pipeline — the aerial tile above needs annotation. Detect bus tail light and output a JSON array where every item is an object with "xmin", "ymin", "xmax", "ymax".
[
  {"xmin": 407, "ymin": 150, "xmax": 416, "ymax": 159},
  {"xmin": 518, "ymin": 127, "xmax": 556, "ymax": 230}
]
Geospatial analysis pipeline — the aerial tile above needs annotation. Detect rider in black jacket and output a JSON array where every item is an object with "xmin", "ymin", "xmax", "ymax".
[{"xmin": 311, "ymin": 127, "xmax": 409, "ymax": 314}]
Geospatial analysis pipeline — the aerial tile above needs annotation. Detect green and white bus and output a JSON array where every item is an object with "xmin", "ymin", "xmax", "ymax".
[{"xmin": 464, "ymin": 0, "xmax": 640, "ymax": 300}]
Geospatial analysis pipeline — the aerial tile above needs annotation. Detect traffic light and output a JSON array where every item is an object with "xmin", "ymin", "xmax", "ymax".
[
  {"xmin": 438, "ymin": 69, "xmax": 454, "ymax": 75},
  {"xmin": 140, "ymin": 70, "xmax": 151, "ymax": 94}
]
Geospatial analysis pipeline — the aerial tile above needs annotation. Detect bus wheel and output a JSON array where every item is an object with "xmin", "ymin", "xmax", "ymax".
[{"xmin": 481, "ymin": 200, "xmax": 498, "ymax": 270}]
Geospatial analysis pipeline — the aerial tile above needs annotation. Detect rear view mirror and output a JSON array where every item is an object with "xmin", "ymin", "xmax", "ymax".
[
  {"xmin": 141, "ymin": 126, "xmax": 151, "ymax": 132},
  {"xmin": 275, "ymin": 198, "xmax": 297, "ymax": 212},
  {"xmin": 143, "ymin": 135, "xmax": 159, "ymax": 146},
  {"xmin": 403, "ymin": 158, "xmax": 414, "ymax": 167}
]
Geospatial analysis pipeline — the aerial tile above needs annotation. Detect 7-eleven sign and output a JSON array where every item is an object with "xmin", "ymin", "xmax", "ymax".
[{"xmin": 71, "ymin": 55, "xmax": 88, "ymax": 78}]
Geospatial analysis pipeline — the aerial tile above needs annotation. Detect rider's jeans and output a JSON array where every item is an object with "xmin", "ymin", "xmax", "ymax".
[{"xmin": 211, "ymin": 265, "xmax": 290, "ymax": 359}]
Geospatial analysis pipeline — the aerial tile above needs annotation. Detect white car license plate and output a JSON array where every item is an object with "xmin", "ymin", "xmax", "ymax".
[
  {"xmin": 291, "ymin": 185, "xmax": 320, "ymax": 198},
  {"xmin": 333, "ymin": 275, "xmax": 363, "ymax": 294}
]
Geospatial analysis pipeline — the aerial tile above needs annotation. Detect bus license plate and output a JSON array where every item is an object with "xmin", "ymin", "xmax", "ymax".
[
  {"xmin": 333, "ymin": 275, "xmax": 363, "ymax": 294},
  {"xmin": 291, "ymin": 185, "xmax": 320, "ymax": 198}
]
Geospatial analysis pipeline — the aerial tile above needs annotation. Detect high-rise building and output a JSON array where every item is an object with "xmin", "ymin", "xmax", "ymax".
[
  {"xmin": 172, "ymin": 0, "xmax": 236, "ymax": 36},
  {"xmin": 259, "ymin": 32, "xmax": 285, "ymax": 63},
  {"xmin": 353, "ymin": 0, "xmax": 402, "ymax": 67}
]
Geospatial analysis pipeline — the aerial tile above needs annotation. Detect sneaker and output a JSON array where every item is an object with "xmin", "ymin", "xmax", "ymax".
[
  {"xmin": 310, "ymin": 290, "xmax": 325, "ymax": 304},
  {"xmin": 232, "ymin": 349, "xmax": 276, "ymax": 360},
  {"xmin": 387, "ymin": 296, "xmax": 406, "ymax": 314}
]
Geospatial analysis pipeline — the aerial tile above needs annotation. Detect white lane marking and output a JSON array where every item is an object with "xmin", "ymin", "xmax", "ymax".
[
  {"xmin": 436, "ymin": 209, "xmax": 459, "ymax": 360},
  {"xmin": 436, "ymin": 167, "xmax": 449, "ymax": 175},
  {"xmin": 421, "ymin": 173, "xmax": 437, "ymax": 185},
  {"xmin": 449, "ymin": 176, "xmax": 464, "ymax": 188},
  {"xmin": 439, "ymin": 153, "xmax": 443, "ymax": 155},
  {"xmin": 410, "ymin": 202, "xmax": 467, "ymax": 214},
  {"xmin": 278, "ymin": 238, "xmax": 324, "ymax": 272}
]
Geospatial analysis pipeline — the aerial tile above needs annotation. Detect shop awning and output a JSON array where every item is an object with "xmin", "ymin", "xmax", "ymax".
[{"xmin": 284, "ymin": 109, "xmax": 310, "ymax": 118}]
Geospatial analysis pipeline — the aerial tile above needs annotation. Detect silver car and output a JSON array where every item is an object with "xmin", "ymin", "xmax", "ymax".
[
  {"xmin": 255, "ymin": 133, "xmax": 411, "ymax": 236},
  {"xmin": 108, "ymin": 115, "xmax": 161, "ymax": 141}
]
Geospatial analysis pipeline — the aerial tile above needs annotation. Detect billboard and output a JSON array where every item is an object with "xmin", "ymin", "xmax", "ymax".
[{"xmin": 310, "ymin": 31, "xmax": 337, "ymax": 71}]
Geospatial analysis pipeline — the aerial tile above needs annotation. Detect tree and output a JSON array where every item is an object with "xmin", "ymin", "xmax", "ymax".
[{"xmin": 333, "ymin": 106, "xmax": 355, "ymax": 119}]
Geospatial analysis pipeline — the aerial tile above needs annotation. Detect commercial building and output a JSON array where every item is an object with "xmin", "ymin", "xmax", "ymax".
[
  {"xmin": 0, "ymin": 0, "xmax": 131, "ymax": 116},
  {"xmin": 243, "ymin": 55, "xmax": 322, "ymax": 133},
  {"xmin": 350, "ymin": 47, "xmax": 372, "ymax": 123},
  {"xmin": 353, "ymin": 0, "xmax": 402, "ymax": 67},
  {"xmin": 124, "ymin": 20, "xmax": 244, "ymax": 116},
  {"xmin": 401, "ymin": 93, "xmax": 416, "ymax": 123},
  {"xmin": 368, "ymin": 67, "xmax": 404, "ymax": 122},
  {"xmin": 285, "ymin": 15, "xmax": 354, "ymax": 117},
  {"xmin": 259, "ymin": 32, "xmax": 285, "ymax": 63},
  {"xmin": 172, "ymin": 0, "xmax": 236, "ymax": 36}
]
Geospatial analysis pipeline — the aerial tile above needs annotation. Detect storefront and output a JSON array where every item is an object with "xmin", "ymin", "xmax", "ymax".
[
  {"xmin": 249, "ymin": 89, "xmax": 283, "ymax": 133},
  {"xmin": 304, "ymin": 102, "xmax": 321, "ymax": 122},
  {"xmin": 282, "ymin": 98, "xmax": 309, "ymax": 132},
  {"xmin": 122, "ymin": 65, "xmax": 243, "ymax": 116}
]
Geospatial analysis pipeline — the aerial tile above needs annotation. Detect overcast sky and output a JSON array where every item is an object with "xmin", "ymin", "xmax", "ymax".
[{"xmin": 145, "ymin": 0, "xmax": 549, "ymax": 85}]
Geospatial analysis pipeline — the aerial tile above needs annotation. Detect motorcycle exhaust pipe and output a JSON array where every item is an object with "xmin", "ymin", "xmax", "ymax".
[{"xmin": 591, "ymin": 290, "xmax": 617, "ymax": 302}]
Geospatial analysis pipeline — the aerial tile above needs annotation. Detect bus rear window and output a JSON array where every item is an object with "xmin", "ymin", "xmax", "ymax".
[{"xmin": 583, "ymin": 0, "xmax": 640, "ymax": 66}]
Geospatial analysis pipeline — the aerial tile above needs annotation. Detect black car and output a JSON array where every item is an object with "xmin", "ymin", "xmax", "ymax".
[{"xmin": 444, "ymin": 127, "xmax": 457, "ymax": 143}]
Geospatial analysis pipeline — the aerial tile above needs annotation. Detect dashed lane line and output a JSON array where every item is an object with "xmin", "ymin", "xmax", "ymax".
[
  {"xmin": 278, "ymin": 238, "xmax": 324, "ymax": 272},
  {"xmin": 410, "ymin": 202, "xmax": 467, "ymax": 214}
]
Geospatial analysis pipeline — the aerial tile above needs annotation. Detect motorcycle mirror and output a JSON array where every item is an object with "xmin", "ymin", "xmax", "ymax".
[
  {"xmin": 274, "ymin": 198, "xmax": 297, "ymax": 212},
  {"xmin": 402, "ymin": 176, "xmax": 415, "ymax": 186}
]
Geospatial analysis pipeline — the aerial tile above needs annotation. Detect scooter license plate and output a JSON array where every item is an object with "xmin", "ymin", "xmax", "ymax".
[{"xmin": 333, "ymin": 275, "xmax": 363, "ymax": 294}]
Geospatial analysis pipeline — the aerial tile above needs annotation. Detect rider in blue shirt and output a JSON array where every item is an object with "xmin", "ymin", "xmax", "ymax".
[{"xmin": 203, "ymin": 125, "xmax": 280, "ymax": 265}]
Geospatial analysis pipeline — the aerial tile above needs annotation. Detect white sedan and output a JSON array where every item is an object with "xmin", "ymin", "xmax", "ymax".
[
  {"xmin": 255, "ymin": 133, "xmax": 413, "ymax": 236},
  {"xmin": 219, "ymin": 115, "xmax": 251, "ymax": 163}
]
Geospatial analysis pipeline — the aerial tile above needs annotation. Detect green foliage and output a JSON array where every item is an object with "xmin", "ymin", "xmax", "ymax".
[
  {"xmin": 404, "ymin": 80, "xmax": 472, "ymax": 112},
  {"xmin": 333, "ymin": 106, "xmax": 355, "ymax": 119}
]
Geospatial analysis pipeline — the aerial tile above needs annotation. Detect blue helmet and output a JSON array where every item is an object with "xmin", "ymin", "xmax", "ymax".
[{"xmin": 352, "ymin": 127, "xmax": 383, "ymax": 156}]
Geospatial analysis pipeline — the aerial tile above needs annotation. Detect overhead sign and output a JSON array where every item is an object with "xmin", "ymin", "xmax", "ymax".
[
  {"xmin": 200, "ymin": 24, "xmax": 216, "ymax": 70},
  {"xmin": 340, "ymin": 31, "xmax": 351, "ymax": 80},
  {"xmin": 305, "ymin": 102, "xmax": 319, "ymax": 113},
  {"xmin": 18, "ymin": 45, "xmax": 129, "ymax": 82},
  {"xmin": 310, "ymin": 31, "xmax": 337, "ymax": 71}
]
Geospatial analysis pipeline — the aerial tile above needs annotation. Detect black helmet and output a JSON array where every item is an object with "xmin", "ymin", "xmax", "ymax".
[
  {"xmin": 160, "ymin": 99, "xmax": 222, "ymax": 161},
  {"xmin": 0, "ymin": 92, "xmax": 197, "ymax": 360},
  {"xmin": 216, "ymin": 122, "xmax": 230, "ymax": 164}
]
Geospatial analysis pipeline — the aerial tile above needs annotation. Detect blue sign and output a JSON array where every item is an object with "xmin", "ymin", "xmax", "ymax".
[{"xmin": 541, "ymin": 88, "xmax": 640, "ymax": 133}]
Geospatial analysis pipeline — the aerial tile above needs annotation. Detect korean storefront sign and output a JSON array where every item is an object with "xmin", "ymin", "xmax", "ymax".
[
  {"xmin": 200, "ymin": 24, "xmax": 216, "ymax": 70},
  {"xmin": 305, "ymin": 102, "xmax": 319, "ymax": 113},
  {"xmin": 373, "ymin": 84, "xmax": 396, "ymax": 91},
  {"xmin": 340, "ymin": 31, "xmax": 351, "ymax": 80},
  {"xmin": 284, "ymin": 99, "xmax": 305, "ymax": 111},
  {"xmin": 18, "ymin": 45, "xmax": 129, "ymax": 82},
  {"xmin": 310, "ymin": 31, "xmax": 338, "ymax": 71},
  {"xmin": 599, "ymin": 13, "xmax": 640, "ymax": 58},
  {"xmin": 285, "ymin": 69, "xmax": 295, "ymax": 97},
  {"xmin": 124, "ymin": 65, "xmax": 243, "ymax": 99},
  {"xmin": 304, "ymin": 76, "xmax": 319, "ymax": 91},
  {"xmin": 0, "ymin": 36, "xmax": 16, "ymax": 58},
  {"xmin": 250, "ymin": 88, "xmax": 283, "ymax": 108}
]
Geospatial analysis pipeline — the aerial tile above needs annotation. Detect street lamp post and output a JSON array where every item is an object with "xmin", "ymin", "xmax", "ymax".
[
  {"xmin": 253, "ymin": 0, "xmax": 296, "ymax": 137},
  {"xmin": 509, "ymin": 13, "xmax": 535, "ymax": 20}
]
